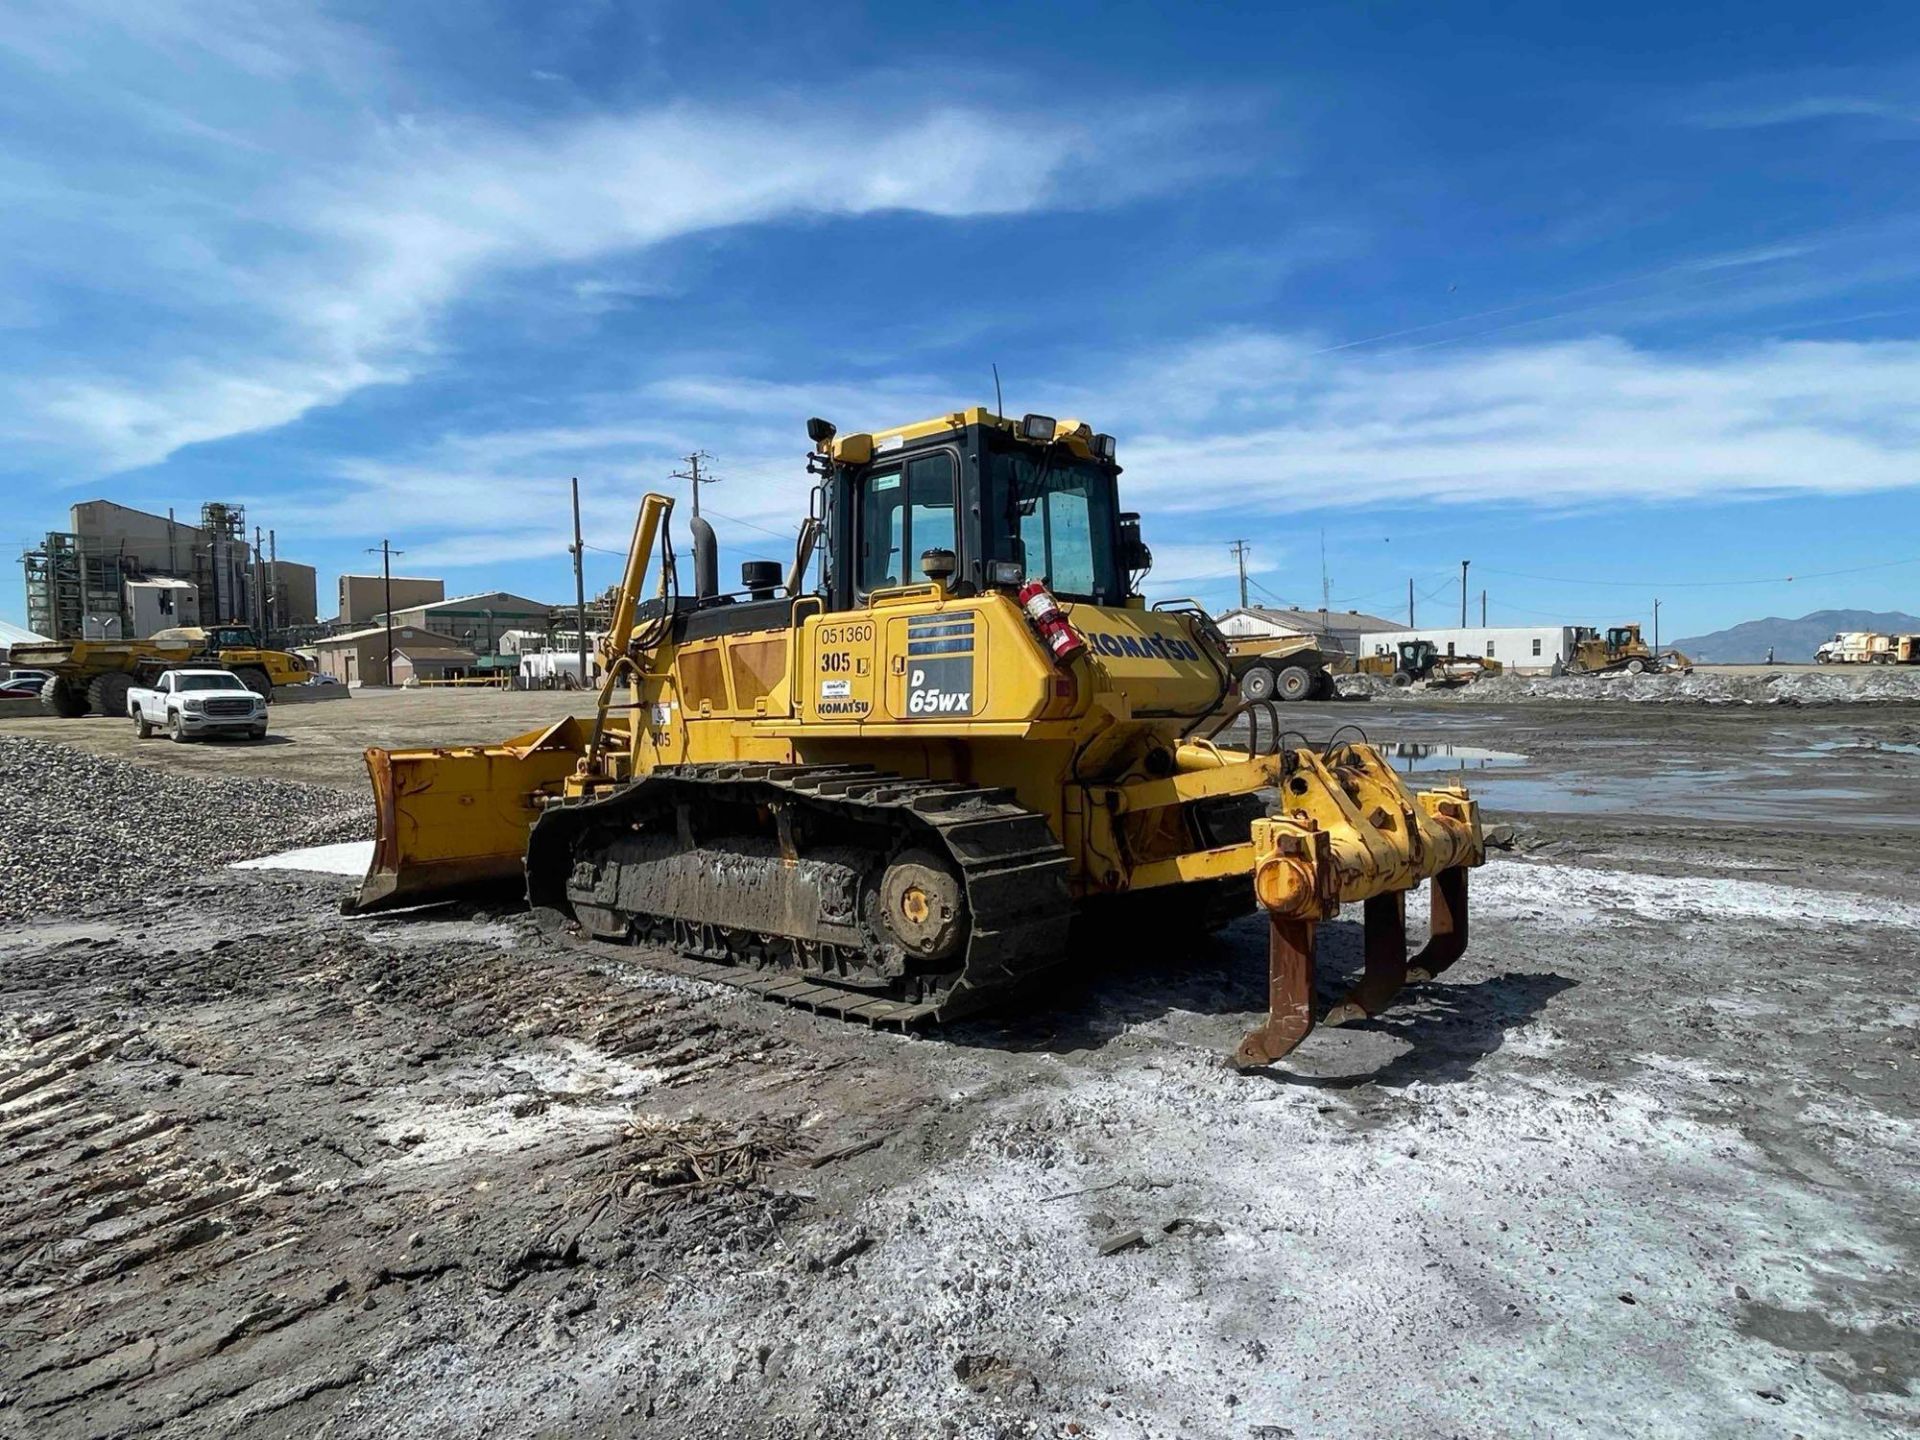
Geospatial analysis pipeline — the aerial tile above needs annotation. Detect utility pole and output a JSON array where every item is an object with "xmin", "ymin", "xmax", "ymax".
[
  {"xmin": 1460, "ymin": 560, "xmax": 1470, "ymax": 628},
  {"xmin": 253, "ymin": 525, "xmax": 265, "ymax": 635},
  {"xmin": 268, "ymin": 530, "xmax": 277, "ymax": 640},
  {"xmin": 1481, "ymin": 589, "xmax": 1487, "ymax": 627},
  {"xmin": 1229, "ymin": 540, "xmax": 1251, "ymax": 610},
  {"xmin": 1408, "ymin": 577, "xmax": 1415, "ymax": 628},
  {"xmin": 367, "ymin": 540, "xmax": 402, "ymax": 686},
  {"xmin": 570, "ymin": 477, "xmax": 588, "ymax": 691},
  {"xmin": 671, "ymin": 451, "xmax": 719, "ymax": 519},
  {"xmin": 1653, "ymin": 598, "xmax": 1661, "ymax": 654},
  {"xmin": 1318, "ymin": 528, "xmax": 1330, "ymax": 635}
]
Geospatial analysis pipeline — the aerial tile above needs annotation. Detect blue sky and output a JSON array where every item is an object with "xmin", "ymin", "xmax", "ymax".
[{"xmin": 3, "ymin": 1, "xmax": 1918, "ymax": 639}]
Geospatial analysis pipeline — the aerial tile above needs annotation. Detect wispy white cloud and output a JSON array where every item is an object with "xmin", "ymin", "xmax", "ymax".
[
  {"xmin": 1096, "ymin": 332, "xmax": 1920, "ymax": 516},
  {"xmin": 0, "ymin": 3, "xmax": 1191, "ymax": 475},
  {"xmin": 265, "ymin": 331, "xmax": 1920, "ymax": 593},
  {"xmin": 1693, "ymin": 96, "xmax": 1918, "ymax": 129}
]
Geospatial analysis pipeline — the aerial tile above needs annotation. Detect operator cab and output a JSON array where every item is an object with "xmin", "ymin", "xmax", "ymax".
[
  {"xmin": 204, "ymin": 625, "xmax": 261, "ymax": 649},
  {"xmin": 811, "ymin": 408, "xmax": 1145, "ymax": 613},
  {"xmin": 1606, "ymin": 626, "xmax": 1636, "ymax": 651}
]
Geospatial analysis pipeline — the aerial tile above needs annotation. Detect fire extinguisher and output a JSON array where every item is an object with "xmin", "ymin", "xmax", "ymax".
[{"xmin": 1017, "ymin": 579, "xmax": 1087, "ymax": 667}]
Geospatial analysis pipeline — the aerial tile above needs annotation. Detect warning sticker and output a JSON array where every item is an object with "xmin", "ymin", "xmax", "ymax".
[{"xmin": 649, "ymin": 702, "xmax": 674, "ymax": 727}]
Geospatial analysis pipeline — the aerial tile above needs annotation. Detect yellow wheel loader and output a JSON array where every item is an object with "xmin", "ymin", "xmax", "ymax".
[{"xmin": 348, "ymin": 409, "xmax": 1485, "ymax": 1068}]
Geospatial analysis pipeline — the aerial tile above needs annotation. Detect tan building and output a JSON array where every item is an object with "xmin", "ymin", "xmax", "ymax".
[
  {"xmin": 1216, "ymin": 606, "xmax": 1404, "ymax": 658},
  {"xmin": 270, "ymin": 560, "xmax": 319, "ymax": 627},
  {"xmin": 338, "ymin": 574, "xmax": 445, "ymax": 625},
  {"xmin": 308, "ymin": 623, "xmax": 477, "ymax": 686}
]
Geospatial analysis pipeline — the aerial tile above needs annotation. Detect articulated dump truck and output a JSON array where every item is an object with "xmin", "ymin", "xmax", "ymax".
[{"xmin": 349, "ymin": 408, "xmax": 1485, "ymax": 1067}]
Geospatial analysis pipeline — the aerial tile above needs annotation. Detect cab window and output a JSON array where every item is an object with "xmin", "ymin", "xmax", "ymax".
[{"xmin": 858, "ymin": 452, "xmax": 957, "ymax": 594}]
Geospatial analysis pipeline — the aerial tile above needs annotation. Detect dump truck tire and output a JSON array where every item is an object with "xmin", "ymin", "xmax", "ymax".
[
  {"xmin": 1276, "ymin": 665, "xmax": 1313, "ymax": 702},
  {"xmin": 235, "ymin": 667, "xmax": 272, "ymax": 701},
  {"xmin": 39, "ymin": 676, "xmax": 87, "ymax": 717},
  {"xmin": 87, "ymin": 672, "xmax": 132, "ymax": 718},
  {"xmin": 1309, "ymin": 669, "xmax": 1335, "ymax": 701},
  {"xmin": 1240, "ymin": 665, "xmax": 1276, "ymax": 701}
]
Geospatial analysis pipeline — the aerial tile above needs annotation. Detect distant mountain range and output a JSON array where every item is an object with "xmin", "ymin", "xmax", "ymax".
[{"xmin": 1670, "ymin": 609, "xmax": 1920, "ymax": 663}]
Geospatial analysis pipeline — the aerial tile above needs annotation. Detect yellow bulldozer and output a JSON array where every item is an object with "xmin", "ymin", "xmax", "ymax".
[
  {"xmin": 349, "ymin": 408, "xmax": 1485, "ymax": 1068},
  {"xmin": 1567, "ymin": 624, "xmax": 1691, "ymax": 676}
]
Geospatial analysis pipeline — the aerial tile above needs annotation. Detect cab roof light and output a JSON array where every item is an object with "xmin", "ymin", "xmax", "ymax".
[
  {"xmin": 1093, "ymin": 433, "xmax": 1117, "ymax": 461},
  {"xmin": 1020, "ymin": 413, "xmax": 1057, "ymax": 442}
]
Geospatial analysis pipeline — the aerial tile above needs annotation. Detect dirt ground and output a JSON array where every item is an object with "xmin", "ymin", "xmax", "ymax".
[{"xmin": 1, "ymin": 691, "xmax": 1916, "ymax": 1438}]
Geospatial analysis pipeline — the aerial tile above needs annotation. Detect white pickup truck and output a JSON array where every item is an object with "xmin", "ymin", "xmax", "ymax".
[{"xmin": 128, "ymin": 668, "xmax": 270, "ymax": 742}]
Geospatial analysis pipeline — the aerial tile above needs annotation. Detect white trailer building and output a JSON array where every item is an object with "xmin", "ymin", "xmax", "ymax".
[{"xmin": 1360, "ymin": 625, "xmax": 1577, "ymax": 675}]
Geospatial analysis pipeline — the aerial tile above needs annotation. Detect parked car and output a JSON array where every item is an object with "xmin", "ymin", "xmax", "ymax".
[
  {"xmin": 127, "ymin": 669, "xmax": 269, "ymax": 742},
  {"xmin": 0, "ymin": 675, "xmax": 46, "ymax": 702}
]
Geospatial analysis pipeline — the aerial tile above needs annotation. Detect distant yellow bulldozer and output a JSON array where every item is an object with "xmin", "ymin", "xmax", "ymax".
[
  {"xmin": 350, "ymin": 408, "xmax": 1485, "ymax": 1067},
  {"xmin": 1567, "ymin": 624, "xmax": 1690, "ymax": 676}
]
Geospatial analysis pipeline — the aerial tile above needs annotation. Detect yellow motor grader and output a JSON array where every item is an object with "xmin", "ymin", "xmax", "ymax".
[{"xmin": 349, "ymin": 409, "xmax": 1484, "ymax": 1067}]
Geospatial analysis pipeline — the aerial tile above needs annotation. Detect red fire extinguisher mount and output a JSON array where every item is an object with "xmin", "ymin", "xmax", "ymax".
[{"xmin": 1017, "ymin": 579, "xmax": 1087, "ymax": 668}]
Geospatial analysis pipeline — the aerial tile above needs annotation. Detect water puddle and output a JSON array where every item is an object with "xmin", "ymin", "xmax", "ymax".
[
  {"xmin": 1791, "ymin": 739, "xmax": 1920, "ymax": 758},
  {"xmin": 1388, "ymin": 742, "xmax": 1528, "ymax": 772}
]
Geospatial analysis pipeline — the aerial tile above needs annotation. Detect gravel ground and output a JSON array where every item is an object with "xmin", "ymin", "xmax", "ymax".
[
  {"xmin": 0, "ymin": 735, "xmax": 371, "ymax": 921},
  {"xmin": 1, "ymin": 704, "xmax": 1915, "ymax": 1438}
]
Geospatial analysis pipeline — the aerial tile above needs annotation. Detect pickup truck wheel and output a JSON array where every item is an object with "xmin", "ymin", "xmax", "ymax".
[
  {"xmin": 133, "ymin": 713, "xmax": 153, "ymax": 739},
  {"xmin": 1240, "ymin": 665, "xmax": 1276, "ymax": 701},
  {"xmin": 167, "ymin": 711, "xmax": 187, "ymax": 743},
  {"xmin": 235, "ymin": 667, "xmax": 272, "ymax": 701},
  {"xmin": 1276, "ymin": 665, "xmax": 1314, "ymax": 702}
]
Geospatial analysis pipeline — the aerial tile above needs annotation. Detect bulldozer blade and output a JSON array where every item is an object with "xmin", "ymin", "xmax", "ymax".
[
  {"xmin": 1233, "ymin": 915, "xmax": 1318, "ymax": 1069},
  {"xmin": 1323, "ymin": 891, "xmax": 1409, "ymax": 1027},
  {"xmin": 347, "ymin": 717, "xmax": 588, "ymax": 915},
  {"xmin": 1407, "ymin": 867, "xmax": 1469, "ymax": 982}
]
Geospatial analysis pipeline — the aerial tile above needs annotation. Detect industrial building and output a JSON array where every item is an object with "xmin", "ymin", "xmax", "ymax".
[
  {"xmin": 1361, "ymin": 625, "xmax": 1578, "ymax": 674},
  {"xmin": 20, "ymin": 499, "xmax": 317, "ymax": 642},
  {"xmin": 1216, "ymin": 606, "xmax": 1404, "ymax": 657},
  {"xmin": 338, "ymin": 574, "xmax": 445, "ymax": 626},
  {"xmin": 375, "ymin": 591, "xmax": 552, "ymax": 676},
  {"xmin": 306, "ymin": 624, "xmax": 478, "ymax": 686}
]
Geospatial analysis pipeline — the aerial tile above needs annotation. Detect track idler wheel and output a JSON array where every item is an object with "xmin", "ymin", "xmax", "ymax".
[{"xmin": 879, "ymin": 849, "xmax": 967, "ymax": 963}]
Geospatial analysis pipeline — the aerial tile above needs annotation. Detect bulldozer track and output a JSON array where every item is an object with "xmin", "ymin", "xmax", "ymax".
[{"xmin": 527, "ymin": 763, "xmax": 1074, "ymax": 1027}]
